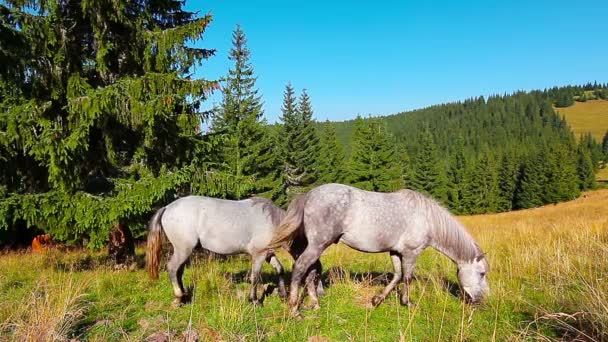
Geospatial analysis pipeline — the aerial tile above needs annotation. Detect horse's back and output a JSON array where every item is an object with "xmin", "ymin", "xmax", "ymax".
[{"xmin": 306, "ymin": 184, "xmax": 431, "ymax": 252}]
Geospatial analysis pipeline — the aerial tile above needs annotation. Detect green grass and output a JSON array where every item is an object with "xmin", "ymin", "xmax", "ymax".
[
  {"xmin": 554, "ymin": 99, "xmax": 608, "ymax": 141},
  {"xmin": 2, "ymin": 190, "xmax": 608, "ymax": 341}
]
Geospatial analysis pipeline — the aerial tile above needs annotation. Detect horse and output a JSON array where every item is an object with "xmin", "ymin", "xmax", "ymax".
[
  {"xmin": 146, "ymin": 195, "xmax": 292, "ymax": 306},
  {"xmin": 265, "ymin": 183, "xmax": 489, "ymax": 316}
]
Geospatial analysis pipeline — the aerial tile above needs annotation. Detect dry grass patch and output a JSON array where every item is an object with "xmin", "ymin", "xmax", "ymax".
[
  {"xmin": 1, "ymin": 274, "xmax": 88, "ymax": 341},
  {"xmin": 554, "ymin": 99, "xmax": 608, "ymax": 141}
]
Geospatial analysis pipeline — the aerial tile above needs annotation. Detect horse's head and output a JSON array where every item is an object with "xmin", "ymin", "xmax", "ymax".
[{"xmin": 457, "ymin": 254, "xmax": 489, "ymax": 304}]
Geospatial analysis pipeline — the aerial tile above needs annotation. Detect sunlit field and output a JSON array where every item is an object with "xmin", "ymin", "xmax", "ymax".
[
  {"xmin": 555, "ymin": 99, "xmax": 608, "ymax": 141},
  {"xmin": 1, "ymin": 190, "xmax": 607, "ymax": 341}
]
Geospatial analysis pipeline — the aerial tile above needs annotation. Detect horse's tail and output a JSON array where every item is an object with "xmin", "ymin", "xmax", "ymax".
[
  {"xmin": 146, "ymin": 207, "xmax": 166, "ymax": 280},
  {"xmin": 264, "ymin": 193, "xmax": 309, "ymax": 251}
]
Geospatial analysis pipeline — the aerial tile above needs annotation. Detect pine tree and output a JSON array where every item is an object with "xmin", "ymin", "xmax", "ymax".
[
  {"xmin": 396, "ymin": 147, "xmax": 414, "ymax": 189},
  {"xmin": 211, "ymin": 26, "xmax": 277, "ymax": 198},
  {"xmin": 0, "ymin": 0, "xmax": 218, "ymax": 247},
  {"xmin": 294, "ymin": 89, "xmax": 321, "ymax": 184},
  {"xmin": 317, "ymin": 122, "xmax": 346, "ymax": 184},
  {"xmin": 515, "ymin": 152, "xmax": 547, "ymax": 209},
  {"xmin": 577, "ymin": 146, "xmax": 597, "ymax": 191},
  {"xmin": 446, "ymin": 135, "xmax": 467, "ymax": 213},
  {"xmin": 461, "ymin": 151, "xmax": 500, "ymax": 214},
  {"xmin": 347, "ymin": 118, "xmax": 399, "ymax": 192},
  {"xmin": 276, "ymin": 85, "xmax": 320, "ymax": 202},
  {"xmin": 411, "ymin": 129, "xmax": 447, "ymax": 202},
  {"xmin": 496, "ymin": 152, "xmax": 519, "ymax": 212}
]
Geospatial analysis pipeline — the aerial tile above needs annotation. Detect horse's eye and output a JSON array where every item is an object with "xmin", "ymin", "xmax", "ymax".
[{"xmin": 480, "ymin": 272, "xmax": 486, "ymax": 278}]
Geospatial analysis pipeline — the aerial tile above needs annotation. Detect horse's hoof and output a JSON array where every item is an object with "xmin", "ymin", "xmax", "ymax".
[
  {"xmin": 311, "ymin": 303, "xmax": 321, "ymax": 311},
  {"xmin": 172, "ymin": 297, "xmax": 184, "ymax": 307},
  {"xmin": 249, "ymin": 299, "xmax": 262, "ymax": 306},
  {"xmin": 371, "ymin": 295, "xmax": 384, "ymax": 307},
  {"xmin": 290, "ymin": 310, "xmax": 304, "ymax": 320},
  {"xmin": 401, "ymin": 300, "xmax": 415, "ymax": 308}
]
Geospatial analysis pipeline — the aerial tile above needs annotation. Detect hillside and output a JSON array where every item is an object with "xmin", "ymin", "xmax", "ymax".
[
  {"xmin": 1, "ymin": 189, "xmax": 606, "ymax": 340},
  {"xmin": 554, "ymin": 99, "xmax": 608, "ymax": 141}
]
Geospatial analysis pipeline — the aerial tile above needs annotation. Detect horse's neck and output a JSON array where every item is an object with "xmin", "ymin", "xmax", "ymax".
[{"xmin": 429, "ymin": 219, "xmax": 478, "ymax": 265}]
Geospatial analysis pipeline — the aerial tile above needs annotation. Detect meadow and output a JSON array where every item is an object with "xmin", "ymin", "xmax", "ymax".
[
  {"xmin": 1, "ymin": 189, "xmax": 607, "ymax": 341},
  {"xmin": 554, "ymin": 99, "xmax": 608, "ymax": 141}
]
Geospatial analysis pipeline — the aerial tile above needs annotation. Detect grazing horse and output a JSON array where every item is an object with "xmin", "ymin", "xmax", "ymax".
[
  {"xmin": 266, "ymin": 183, "xmax": 489, "ymax": 316},
  {"xmin": 146, "ymin": 196, "xmax": 290, "ymax": 305}
]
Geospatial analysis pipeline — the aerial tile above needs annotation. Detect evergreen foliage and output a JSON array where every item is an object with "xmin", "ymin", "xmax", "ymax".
[
  {"xmin": 210, "ymin": 25, "xmax": 278, "ymax": 199},
  {"xmin": 410, "ymin": 128, "xmax": 447, "ymax": 202},
  {"xmin": 347, "ymin": 118, "xmax": 399, "ymax": 192},
  {"xmin": 317, "ymin": 122, "xmax": 346, "ymax": 184},
  {"xmin": 276, "ymin": 85, "xmax": 320, "ymax": 203},
  {"xmin": 0, "ymin": 0, "xmax": 232, "ymax": 247}
]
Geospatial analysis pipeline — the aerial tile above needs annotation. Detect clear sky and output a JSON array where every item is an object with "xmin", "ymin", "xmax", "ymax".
[{"xmin": 186, "ymin": 0, "xmax": 608, "ymax": 123}]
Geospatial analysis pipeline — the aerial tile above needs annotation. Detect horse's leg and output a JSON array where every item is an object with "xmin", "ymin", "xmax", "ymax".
[
  {"xmin": 249, "ymin": 254, "xmax": 266, "ymax": 305},
  {"xmin": 289, "ymin": 245, "xmax": 324, "ymax": 317},
  {"xmin": 316, "ymin": 262, "xmax": 325, "ymax": 297},
  {"xmin": 305, "ymin": 260, "xmax": 322, "ymax": 310},
  {"xmin": 267, "ymin": 254, "xmax": 287, "ymax": 299},
  {"xmin": 371, "ymin": 252, "xmax": 402, "ymax": 307},
  {"xmin": 400, "ymin": 251, "xmax": 420, "ymax": 307},
  {"xmin": 168, "ymin": 249, "xmax": 192, "ymax": 306}
]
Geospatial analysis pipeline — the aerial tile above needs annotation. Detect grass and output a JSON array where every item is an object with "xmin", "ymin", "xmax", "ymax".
[
  {"xmin": 1, "ymin": 190, "xmax": 607, "ymax": 341},
  {"xmin": 554, "ymin": 99, "xmax": 608, "ymax": 141}
]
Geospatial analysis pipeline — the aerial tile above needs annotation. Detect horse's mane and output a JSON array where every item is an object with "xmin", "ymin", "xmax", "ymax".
[
  {"xmin": 249, "ymin": 197, "xmax": 286, "ymax": 227},
  {"xmin": 399, "ymin": 190, "xmax": 481, "ymax": 262}
]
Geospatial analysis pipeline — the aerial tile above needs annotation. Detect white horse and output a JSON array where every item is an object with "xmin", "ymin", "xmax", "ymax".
[
  {"xmin": 146, "ymin": 196, "xmax": 289, "ymax": 305},
  {"xmin": 266, "ymin": 183, "xmax": 489, "ymax": 316}
]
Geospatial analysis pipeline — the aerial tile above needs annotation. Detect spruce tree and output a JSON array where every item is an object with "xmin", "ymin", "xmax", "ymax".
[
  {"xmin": 276, "ymin": 85, "xmax": 320, "ymax": 202},
  {"xmin": 446, "ymin": 135, "xmax": 467, "ymax": 213},
  {"xmin": 411, "ymin": 129, "xmax": 447, "ymax": 202},
  {"xmin": 0, "ymin": 0, "xmax": 218, "ymax": 247},
  {"xmin": 515, "ymin": 152, "xmax": 547, "ymax": 209},
  {"xmin": 397, "ymin": 147, "xmax": 414, "ymax": 189},
  {"xmin": 317, "ymin": 122, "xmax": 346, "ymax": 184},
  {"xmin": 461, "ymin": 151, "xmax": 500, "ymax": 214},
  {"xmin": 496, "ymin": 152, "xmax": 519, "ymax": 212},
  {"xmin": 348, "ymin": 117, "xmax": 399, "ymax": 192},
  {"xmin": 211, "ymin": 26, "xmax": 277, "ymax": 198},
  {"xmin": 294, "ymin": 89, "xmax": 321, "ymax": 184},
  {"xmin": 577, "ymin": 146, "xmax": 597, "ymax": 191}
]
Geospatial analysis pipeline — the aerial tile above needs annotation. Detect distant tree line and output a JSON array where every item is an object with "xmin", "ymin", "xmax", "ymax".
[{"xmin": 0, "ymin": 1, "xmax": 605, "ymax": 248}]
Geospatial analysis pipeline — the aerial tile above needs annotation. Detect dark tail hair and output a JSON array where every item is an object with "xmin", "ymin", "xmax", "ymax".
[
  {"xmin": 146, "ymin": 207, "xmax": 166, "ymax": 279},
  {"xmin": 264, "ymin": 194, "xmax": 308, "ymax": 251}
]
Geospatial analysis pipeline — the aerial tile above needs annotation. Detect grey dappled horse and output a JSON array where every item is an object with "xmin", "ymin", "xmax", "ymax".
[
  {"xmin": 146, "ymin": 196, "xmax": 290, "ymax": 305},
  {"xmin": 266, "ymin": 183, "xmax": 490, "ymax": 316}
]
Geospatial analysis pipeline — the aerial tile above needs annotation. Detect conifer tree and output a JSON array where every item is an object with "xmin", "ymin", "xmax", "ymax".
[
  {"xmin": 397, "ymin": 147, "xmax": 414, "ymax": 189},
  {"xmin": 317, "ymin": 122, "xmax": 346, "ymax": 183},
  {"xmin": 446, "ymin": 135, "xmax": 467, "ymax": 213},
  {"xmin": 0, "ymin": 0, "xmax": 219, "ymax": 247},
  {"xmin": 348, "ymin": 118, "xmax": 399, "ymax": 191},
  {"xmin": 577, "ymin": 146, "xmax": 597, "ymax": 191},
  {"xmin": 276, "ymin": 85, "xmax": 320, "ymax": 202},
  {"xmin": 211, "ymin": 26, "xmax": 277, "ymax": 198},
  {"xmin": 411, "ymin": 129, "xmax": 447, "ymax": 202},
  {"xmin": 515, "ymin": 153, "xmax": 547, "ymax": 209},
  {"xmin": 496, "ymin": 152, "xmax": 519, "ymax": 212},
  {"xmin": 294, "ymin": 89, "xmax": 321, "ymax": 184},
  {"xmin": 461, "ymin": 151, "xmax": 499, "ymax": 214}
]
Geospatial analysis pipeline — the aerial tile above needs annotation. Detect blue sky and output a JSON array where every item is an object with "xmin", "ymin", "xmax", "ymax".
[{"xmin": 187, "ymin": 0, "xmax": 608, "ymax": 123}]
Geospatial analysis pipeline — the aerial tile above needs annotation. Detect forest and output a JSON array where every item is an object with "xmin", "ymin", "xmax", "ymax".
[{"xmin": 1, "ymin": 1, "xmax": 607, "ymax": 249}]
